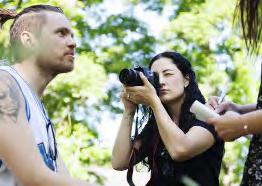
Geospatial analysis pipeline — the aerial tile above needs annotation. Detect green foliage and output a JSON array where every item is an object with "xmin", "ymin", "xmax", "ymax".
[
  {"xmin": 56, "ymin": 117, "xmax": 111, "ymax": 185},
  {"xmin": 44, "ymin": 52, "xmax": 107, "ymax": 121},
  {"xmin": 220, "ymin": 139, "xmax": 250, "ymax": 185},
  {"xmin": 0, "ymin": 0, "xmax": 260, "ymax": 185},
  {"xmin": 88, "ymin": 14, "xmax": 157, "ymax": 73},
  {"xmin": 130, "ymin": 0, "xmax": 169, "ymax": 13}
]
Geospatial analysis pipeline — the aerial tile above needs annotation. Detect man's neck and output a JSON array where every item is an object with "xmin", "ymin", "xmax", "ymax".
[{"xmin": 12, "ymin": 59, "xmax": 55, "ymax": 98}]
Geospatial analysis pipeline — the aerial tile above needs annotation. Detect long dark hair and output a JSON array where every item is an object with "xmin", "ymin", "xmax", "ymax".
[
  {"xmin": 127, "ymin": 51, "xmax": 205, "ymax": 185},
  {"xmin": 234, "ymin": 0, "xmax": 262, "ymax": 54},
  {"xmin": 149, "ymin": 51, "xmax": 205, "ymax": 132}
]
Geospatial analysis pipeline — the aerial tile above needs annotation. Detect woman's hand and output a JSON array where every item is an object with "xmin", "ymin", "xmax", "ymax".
[
  {"xmin": 207, "ymin": 96, "xmax": 240, "ymax": 114},
  {"xmin": 207, "ymin": 111, "xmax": 246, "ymax": 141},
  {"xmin": 125, "ymin": 72, "xmax": 159, "ymax": 107},
  {"xmin": 120, "ymin": 87, "xmax": 137, "ymax": 114}
]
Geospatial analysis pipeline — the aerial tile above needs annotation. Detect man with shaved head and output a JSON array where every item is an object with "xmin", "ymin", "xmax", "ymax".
[{"xmin": 0, "ymin": 4, "xmax": 94, "ymax": 186}]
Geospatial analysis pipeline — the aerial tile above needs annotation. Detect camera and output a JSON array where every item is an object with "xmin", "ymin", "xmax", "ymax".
[{"xmin": 119, "ymin": 66, "xmax": 160, "ymax": 91}]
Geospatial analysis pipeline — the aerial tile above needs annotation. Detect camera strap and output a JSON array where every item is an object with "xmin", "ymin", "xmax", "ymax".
[
  {"xmin": 134, "ymin": 105, "xmax": 139, "ymax": 138},
  {"xmin": 127, "ymin": 147, "xmax": 137, "ymax": 186},
  {"xmin": 126, "ymin": 105, "xmax": 140, "ymax": 186}
]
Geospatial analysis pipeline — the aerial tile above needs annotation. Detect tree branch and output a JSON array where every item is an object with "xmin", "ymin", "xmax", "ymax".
[{"xmin": 16, "ymin": 0, "xmax": 23, "ymax": 9}]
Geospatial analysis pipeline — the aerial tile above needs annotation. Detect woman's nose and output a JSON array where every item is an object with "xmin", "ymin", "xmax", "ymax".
[{"xmin": 158, "ymin": 75, "xmax": 165, "ymax": 86}]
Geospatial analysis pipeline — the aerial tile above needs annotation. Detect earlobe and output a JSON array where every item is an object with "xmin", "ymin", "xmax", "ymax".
[
  {"xmin": 184, "ymin": 81, "xmax": 189, "ymax": 88},
  {"xmin": 184, "ymin": 75, "xmax": 190, "ymax": 88}
]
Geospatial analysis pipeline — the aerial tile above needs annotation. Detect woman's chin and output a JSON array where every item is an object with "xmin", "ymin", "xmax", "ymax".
[
  {"xmin": 160, "ymin": 96, "xmax": 170, "ymax": 104},
  {"xmin": 160, "ymin": 94, "xmax": 185, "ymax": 105}
]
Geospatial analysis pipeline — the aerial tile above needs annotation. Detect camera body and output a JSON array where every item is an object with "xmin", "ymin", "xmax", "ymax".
[{"xmin": 119, "ymin": 66, "xmax": 160, "ymax": 92}]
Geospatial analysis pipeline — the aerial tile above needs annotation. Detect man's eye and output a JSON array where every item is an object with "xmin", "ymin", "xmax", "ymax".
[{"xmin": 57, "ymin": 31, "xmax": 65, "ymax": 36}]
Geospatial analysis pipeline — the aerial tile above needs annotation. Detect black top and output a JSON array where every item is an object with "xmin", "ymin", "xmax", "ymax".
[
  {"xmin": 135, "ymin": 118, "xmax": 224, "ymax": 186},
  {"xmin": 241, "ymin": 63, "xmax": 262, "ymax": 186}
]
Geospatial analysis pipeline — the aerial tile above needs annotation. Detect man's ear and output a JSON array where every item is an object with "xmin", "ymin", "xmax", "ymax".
[
  {"xmin": 184, "ymin": 75, "xmax": 190, "ymax": 88},
  {"xmin": 20, "ymin": 31, "xmax": 37, "ymax": 49}
]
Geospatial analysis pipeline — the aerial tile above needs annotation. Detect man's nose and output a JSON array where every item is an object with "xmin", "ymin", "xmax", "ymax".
[{"xmin": 68, "ymin": 36, "xmax": 76, "ymax": 49}]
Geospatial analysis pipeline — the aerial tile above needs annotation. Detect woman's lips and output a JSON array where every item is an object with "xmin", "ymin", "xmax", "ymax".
[{"xmin": 160, "ymin": 89, "xmax": 168, "ymax": 94}]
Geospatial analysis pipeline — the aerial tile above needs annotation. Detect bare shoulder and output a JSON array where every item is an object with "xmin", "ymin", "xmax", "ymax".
[{"xmin": 0, "ymin": 70, "xmax": 24, "ymax": 124}]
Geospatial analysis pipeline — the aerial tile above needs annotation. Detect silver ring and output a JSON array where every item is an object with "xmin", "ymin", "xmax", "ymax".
[{"xmin": 127, "ymin": 93, "xmax": 130, "ymax": 99}]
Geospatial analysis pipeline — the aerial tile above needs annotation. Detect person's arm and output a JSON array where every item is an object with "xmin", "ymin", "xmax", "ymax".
[
  {"xmin": 0, "ymin": 71, "xmax": 93, "ymax": 186},
  {"xmin": 112, "ymin": 111, "xmax": 136, "ymax": 170},
  {"xmin": 208, "ymin": 109, "xmax": 262, "ymax": 141},
  {"xmin": 150, "ymin": 98, "xmax": 215, "ymax": 161},
  {"xmin": 207, "ymin": 96, "xmax": 256, "ymax": 114},
  {"xmin": 242, "ymin": 109, "xmax": 262, "ymax": 134},
  {"xmin": 125, "ymin": 73, "xmax": 215, "ymax": 161},
  {"xmin": 112, "ymin": 88, "xmax": 142, "ymax": 170},
  {"xmin": 237, "ymin": 103, "xmax": 257, "ymax": 114}
]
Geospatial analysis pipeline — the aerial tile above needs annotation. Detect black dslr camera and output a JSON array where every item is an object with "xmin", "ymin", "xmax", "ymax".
[{"xmin": 119, "ymin": 66, "xmax": 160, "ymax": 92}]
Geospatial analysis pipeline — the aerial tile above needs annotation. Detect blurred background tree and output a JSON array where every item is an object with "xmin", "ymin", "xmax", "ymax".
[{"xmin": 0, "ymin": 0, "xmax": 260, "ymax": 185}]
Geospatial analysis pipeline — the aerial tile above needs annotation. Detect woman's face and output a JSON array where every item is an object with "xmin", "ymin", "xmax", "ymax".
[{"xmin": 151, "ymin": 57, "xmax": 189, "ymax": 104}]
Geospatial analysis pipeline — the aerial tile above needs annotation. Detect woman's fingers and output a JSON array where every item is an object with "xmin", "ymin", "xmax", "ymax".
[
  {"xmin": 139, "ymin": 72, "xmax": 151, "ymax": 87},
  {"xmin": 207, "ymin": 96, "xmax": 219, "ymax": 110}
]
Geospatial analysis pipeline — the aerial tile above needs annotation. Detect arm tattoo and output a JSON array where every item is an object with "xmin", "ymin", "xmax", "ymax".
[
  {"xmin": 0, "ymin": 73, "xmax": 20, "ymax": 123},
  {"xmin": 123, "ymin": 114, "xmax": 134, "ymax": 121}
]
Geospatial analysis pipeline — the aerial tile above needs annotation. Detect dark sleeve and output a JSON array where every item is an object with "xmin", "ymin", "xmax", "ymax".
[{"xmin": 192, "ymin": 119, "xmax": 221, "ymax": 141}]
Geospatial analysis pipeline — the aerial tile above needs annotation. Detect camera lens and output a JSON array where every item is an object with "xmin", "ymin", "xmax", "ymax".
[
  {"xmin": 119, "ymin": 69, "xmax": 135, "ymax": 85},
  {"xmin": 119, "ymin": 69, "xmax": 142, "ymax": 86}
]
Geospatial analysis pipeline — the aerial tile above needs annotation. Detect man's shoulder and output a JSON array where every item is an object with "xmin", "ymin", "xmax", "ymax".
[
  {"xmin": 0, "ymin": 69, "xmax": 19, "ymax": 91},
  {"xmin": 0, "ymin": 67, "xmax": 13, "ymax": 78},
  {"xmin": 0, "ymin": 68, "xmax": 25, "ymax": 121}
]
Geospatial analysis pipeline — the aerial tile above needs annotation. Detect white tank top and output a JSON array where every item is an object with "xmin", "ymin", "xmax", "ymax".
[{"xmin": 0, "ymin": 66, "xmax": 57, "ymax": 186}]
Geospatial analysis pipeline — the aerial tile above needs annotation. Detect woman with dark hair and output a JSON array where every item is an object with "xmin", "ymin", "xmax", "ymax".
[
  {"xmin": 207, "ymin": 0, "xmax": 262, "ymax": 185},
  {"xmin": 112, "ymin": 51, "xmax": 224, "ymax": 186}
]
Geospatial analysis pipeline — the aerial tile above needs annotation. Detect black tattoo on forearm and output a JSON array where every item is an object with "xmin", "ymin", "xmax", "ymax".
[
  {"xmin": 123, "ymin": 112, "xmax": 135, "ymax": 124},
  {"xmin": 123, "ymin": 114, "xmax": 134, "ymax": 120},
  {"xmin": 0, "ymin": 73, "xmax": 20, "ymax": 123}
]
